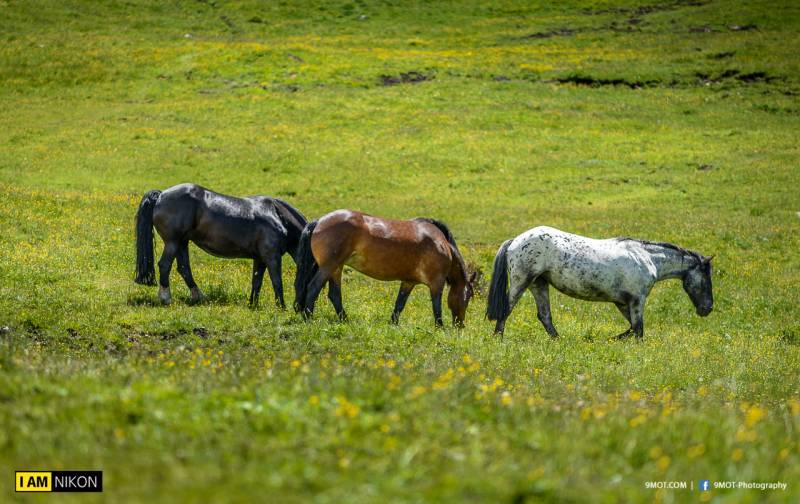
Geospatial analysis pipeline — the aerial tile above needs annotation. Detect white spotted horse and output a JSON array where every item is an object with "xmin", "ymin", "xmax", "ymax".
[
  {"xmin": 134, "ymin": 183, "xmax": 307, "ymax": 308},
  {"xmin": 486, "ymin": 226, "xmax": 714, "ymax": 339}
]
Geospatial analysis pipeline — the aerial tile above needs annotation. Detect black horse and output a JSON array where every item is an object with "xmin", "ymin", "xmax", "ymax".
[{"xmin": 134, "ymin": 183, "xmax": 307, "ymax": 308}]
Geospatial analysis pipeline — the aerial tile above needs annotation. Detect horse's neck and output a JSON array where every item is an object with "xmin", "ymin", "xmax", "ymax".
[
  {"xmin": 285, "ymin": 223, "xmax": 305, "ymax": 261},
  {"xmin": 643, "ymin": 244, "xmax": 692, "ymax": 281},
  {"xmin": 274, "ymin": 202, "xmax": 306, "ymax": 261},
  {"xmin": 447, "ymin": 246, "xmax": 467, "ymax": 287}
]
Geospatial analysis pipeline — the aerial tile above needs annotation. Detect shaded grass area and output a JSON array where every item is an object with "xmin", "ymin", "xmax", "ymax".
[{"xmin": 1, "ymin": 0, "xmax": 799, "ymax": 502}]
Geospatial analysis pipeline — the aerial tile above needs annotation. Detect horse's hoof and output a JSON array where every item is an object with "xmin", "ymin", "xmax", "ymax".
[
  {"xmin": 190, "ymin": 288, "xmax": 205, "ymax": 304},
  {"xmin": 157, "ymin": 287, "xmax": 172, "ymax": 305}
]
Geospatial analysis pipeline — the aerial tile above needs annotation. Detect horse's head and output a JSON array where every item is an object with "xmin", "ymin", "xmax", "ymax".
[
  {"xmin": 448, "ymin": 271, "xmax": 477, "ymax": 327},
  {"xmin": 683, "ymin": 255, "xmax": 714, "ymax": 316}
]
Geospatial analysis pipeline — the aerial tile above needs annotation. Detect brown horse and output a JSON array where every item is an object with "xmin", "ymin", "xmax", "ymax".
[{"xmin": 293, "ymin": 210, "xmax": 476, "ymax": 327}]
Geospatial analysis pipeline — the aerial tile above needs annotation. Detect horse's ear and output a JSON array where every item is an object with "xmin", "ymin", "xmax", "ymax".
[{"xmin": 705, "ymin": 255, "xmax": 715, "ymax": 263}]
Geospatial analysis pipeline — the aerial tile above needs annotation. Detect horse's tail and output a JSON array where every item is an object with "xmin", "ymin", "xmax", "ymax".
[
  {"xmin": 486, "ymin": 239, "xmax": 512, "ymax": 321},
  {"xmin": 134, "ymin": 190, "xmax": 161, "ymax": 285},
  {"xmin": 293, "ymin": 220, "xmax": 319, "ymax": 313}
]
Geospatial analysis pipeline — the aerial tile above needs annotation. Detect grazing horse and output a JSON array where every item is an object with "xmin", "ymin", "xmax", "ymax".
[
  {"xmin": 486, "ymin": 226, "xmax": 714, "ymax": 339},
  {"xmin": 134, "ymin": 183, "xmax": 307, "ymax": 308},
  {"xmin": 293, "ymin": 210, "xmax": 476, "ymax": 327}
]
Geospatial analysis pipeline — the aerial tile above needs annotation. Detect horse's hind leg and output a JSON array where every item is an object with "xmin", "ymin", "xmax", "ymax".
[
  {"xmin": 530, "ymin": 277, "xmax": 558, "ymax": 338},
  {"xmin": 249, "ymin": 259, "xmax": 267, "ymax": 308},
  {"xmin": 494, "ymin": 276, "xmax": 532, "ymax": 334},
  {"xmin": 176, "ymin": 243, "xmax": 203, "ymax": 303},
  {"xmin": 391, "ymin": 282, "xmax": 415, "ymax": 325},
  {"xmin": 303, "ymin": 268, "xmax": 331, "ymax": 319},
  {"xmin": 326, "ymin": 267, "xmax": 346, "ymax": 321},
  {"xmin": 264, "ymin": 253, "xmax": 285, "ymax": 309},
  {"xmin": 157, "ymin": 241, "xmax": 179, "ymax": 304},
  {"xmin": 629, "ymin": 296, "xmax": 646, "ymax": 340},
  {"xmin": 614, "ymin": 303, "xmax": 634, "ymax": 339}
]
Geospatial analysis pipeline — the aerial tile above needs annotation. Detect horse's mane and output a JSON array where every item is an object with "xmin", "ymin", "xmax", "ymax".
[
  {"xmin": 414, "ymin": 218, "xmax": 469, "ymax": 285},
  {"xmin": 616, "ymin": 237, "xmax": 704, "ymax": 264},
  {"xmin": 272, "ymin": 198, "xmax": 308, "ymax": 230}
]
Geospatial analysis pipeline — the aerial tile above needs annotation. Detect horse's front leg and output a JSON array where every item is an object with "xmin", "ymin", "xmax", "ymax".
[
  {"xmin": 264, "ymin": 254, "xmax": 285, "ymax": 309},
  {"xmin": 250, "ymin": 259, "xmax": 267, "ymax": 308},
  {"xmin": 531, "ymin": 277, "xmax": 558, "ymax": 338}
]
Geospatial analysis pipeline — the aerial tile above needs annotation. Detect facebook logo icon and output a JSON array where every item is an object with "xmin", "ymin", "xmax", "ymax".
[{"xmin": 699, "ymin": 480, "xmax": 711, "ymax": 491}]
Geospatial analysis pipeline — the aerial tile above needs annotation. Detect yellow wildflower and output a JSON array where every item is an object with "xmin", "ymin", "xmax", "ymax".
[
  {"xmin": 744, "ymin": 405, "xmax": 766, "ymax": 427},
  {"xmin": 687, "ymin": 444, "xmax": 706, "ymax": 458},
  {"xmin": 629, "ymin": 414, "xmax": 647, "ymax": 427},
  {"xmin": 334, "ymin": 396, "xmax": 359, "ymax": 418},
  {"xmin": 409, "ymin": 385, "xmax": 427, "ymax": 399}
]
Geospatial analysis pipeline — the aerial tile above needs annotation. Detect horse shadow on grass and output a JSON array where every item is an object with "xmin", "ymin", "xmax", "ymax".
[{"xmin": 126, "ymin": 284, "xmax": 244, "ymax": 307}]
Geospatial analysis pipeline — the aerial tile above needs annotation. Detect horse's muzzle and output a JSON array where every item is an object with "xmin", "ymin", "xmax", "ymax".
[{"xmin": 697, "ymin": 305, "xmax": 713, "ymax": 317}]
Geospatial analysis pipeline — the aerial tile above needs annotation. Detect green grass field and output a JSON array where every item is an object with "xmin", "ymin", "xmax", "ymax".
[{"xmin": 1, "ymin": 0, "xmax": 799, "ymax": 501}]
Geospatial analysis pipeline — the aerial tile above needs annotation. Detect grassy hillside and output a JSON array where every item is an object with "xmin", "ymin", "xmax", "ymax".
[{"xmin": 1, "ymin": 1, "xmax": 799, "ymax": 502}]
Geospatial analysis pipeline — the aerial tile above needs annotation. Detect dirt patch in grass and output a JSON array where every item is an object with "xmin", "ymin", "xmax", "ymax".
[
  {"xmin": 524, "ymin": 27, "xmax": 580, "ymax": 39},
  {"xmin": 379, "ymin": 71, "xmax": 433, "ymax": 86},
  {"xmin": 551, "ymin": 68, "xmax": 786, "ymax": 91},
  {"xmin": 709, "ymin": 51, "xmax": 735, "ymax": 60},
  {"xmin": 779, "ymin": 327, "xmax": 800, "ymax": 345},
  {"xmin": 728, "ymin": 24, "xmax": 757, "ymax": 31},
  {"xmin": 695, "ymin": 69, "xmax": 784, "ymax": 85},
  {"xmin": 554, "ymin": 74, "xmax": 660, "ymax": 89}
]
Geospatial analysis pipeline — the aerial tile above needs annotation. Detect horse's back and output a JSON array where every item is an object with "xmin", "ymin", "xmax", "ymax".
[
  {"xmin": 312, "ymin": 209, "xmax": 451, "ymax": 283},
  {"xmin": 513, "ymin": 226, "xmax": 627, "ymax": 260},
  {"xmin": 508, "ymin": 225, "xmax": 656, "ymax": 302},
  {"xmin": 315, "ymin": 210, "xmax": 430, "ymax": 243},
  {"xmin": 158, "ymin": 182, "xmax": 205, "ymax": 202},
  {"xmin": 153, "ymin": 184, "xmax": 287, "ymax": 258}
]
